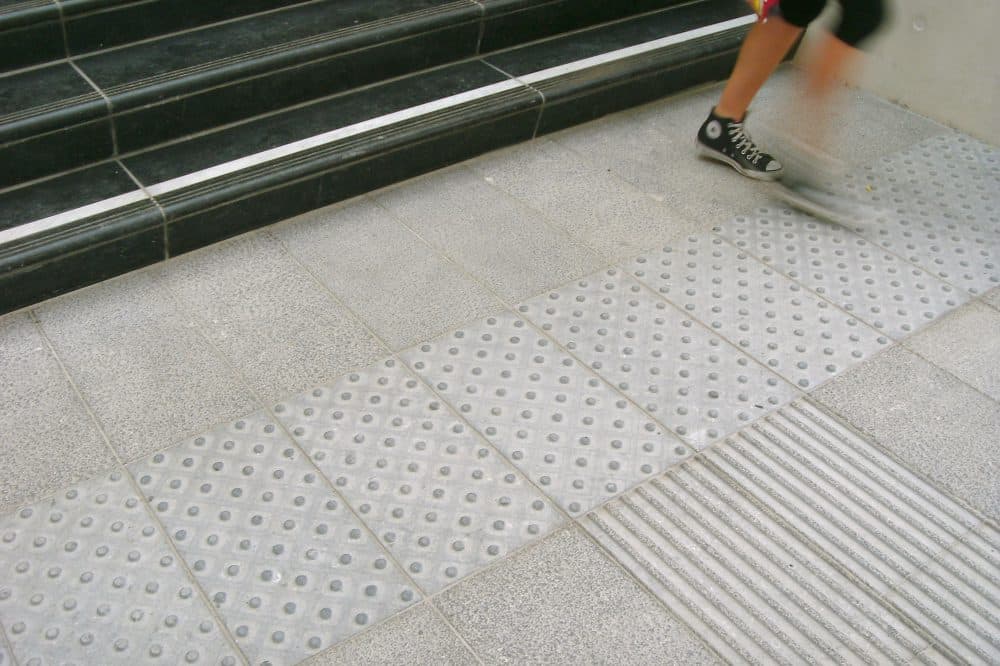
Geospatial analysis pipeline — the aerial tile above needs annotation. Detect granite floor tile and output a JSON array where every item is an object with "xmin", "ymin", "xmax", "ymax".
[
  {"xmin": 159, "ymin": 233, "xmax": 385, "ymax": 403},
  {"xmin": 716, "ymin": 208, "xmax": 969, "ymax": 340},
  {"xmin": 903, "ymin": 301, "xmax": 1000, "ymax": 401},
  {"xmin": 469, "ymin": 138, "xmax": 705, "ymax": 260},
  {"xmin": 627, "ymin": 233, "xmax": 891, "ymax": 390},
  {"xmin": 0, "ymin": 314, "xmax": 117, "ymax": 514},
  {"xmin": 435, "ymin": 526, "xmax": 720, "ymax": 665},
  {"xmin": 402, "ymin": 311, "xmax": 691, "ymax": 516},
  {"xmin": 813, "ymin": 346, "xmax": 1000, "ymax": 519},
  {"xmin": 275, "ymin": 198, "xmax": 501, "ymax": 351},
  {"xmin": 35, "ymin": 273, "xmax": 258, "ymax": 461},
  {"xmin": 302, "ymin": 603, "xmax": 475, "ymax": 665},
  {"xmin": 0, "ymin": 470, "xmax": 240, "ymax": 665},
  {"xmin": 274, "ymin": 358, "xmax": 564, "ymax": 594},
  {"xmin": 128, "ymin": 412, "xmax": 418, "ymax": 664},
  {"xmin": 518, "ymin": 268, "xmax": 800, "ymax": 448},
  {"xmin": 373, "ymin": 166, "xmax": 605, "ymax": 304}
]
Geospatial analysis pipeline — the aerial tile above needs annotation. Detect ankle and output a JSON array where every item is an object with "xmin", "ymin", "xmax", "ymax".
[{"xmin": 712, "ymin": 105, "xmax": 745, "ymax": 123}]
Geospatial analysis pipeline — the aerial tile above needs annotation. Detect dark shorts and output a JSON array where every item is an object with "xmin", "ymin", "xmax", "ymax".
[{"xmin": 776, "ymin": 0, "xmax": 887, "ymax": 47}]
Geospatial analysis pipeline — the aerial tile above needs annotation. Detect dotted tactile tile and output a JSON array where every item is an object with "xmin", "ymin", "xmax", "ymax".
[
  {"xmin": 129, "ymin": 413, "xmax": 417, "ymax": 665},
  {"xmin": 847, "ymin": 137, "xmax": 1000, "ymax": 295},
  {"xmin": 517, "ymin": 268, "xmax": 799, "ymax": 449},
  {"xmin": 865, "ymin": 134, "xmax": 1000, "ymax": 226},
  {"xmin": 627, "ymin": 234, "xmax": 891, "ymax": 390},
  {"xmin": 716, "ymin": 209, "xmax": 969, "ymax": 339},
  {"xmin": 0, "ymin": 471, "xmax": 240, "ymax": 666},
  {"xmin": 401, "ymin": 311, "xmax": 691, "ymax": 516},
  {"xmin": 273, "ymin": 359, "xmax": 563, "ymax": 594}
]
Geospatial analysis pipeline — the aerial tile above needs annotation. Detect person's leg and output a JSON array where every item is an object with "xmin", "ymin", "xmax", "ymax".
[
  {"xmin": 715, "ymin": 16, "xmax": 805, "ymax": 121},
  {"xmin": 696, "ymin": 0, "xmax": 826, "ymax": 180}
]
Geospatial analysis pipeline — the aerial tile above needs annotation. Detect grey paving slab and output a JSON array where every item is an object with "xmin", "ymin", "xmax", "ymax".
[
  {"xmin": 904, "ymin": 301, "xmax": 1000, "ymax": 401},
  {"xmin": 436, "ymin": 526, "xmax": 719, "ymax": 666},
  {"xmin": 628, "ymin": 233, "xmax": 891, "ymax": 390},
  {"xmin": 273, "ymin": 358, "xmax": 563, "ymax": 594},
  {"xmin": 518, "ymin": 268, "xmax": 799, "ymax": 448},
  {"xmin": 884, "ymin": 521, "xmax": 1000, "ymax": 665},
  {"xmin": 373, "ymin": 166, "xmax": 605, "ymax": 304},
  {"xmin": 548, "ymin": 97, "xmax": 775, "ymax": 226},
  {"xmin": 402, "ymin": 311, "xmax": 691, "ymax": 516},
  {"xmin": 0, "ymin": 637, "xmax": 9, "ymax": 666},
  {"xmin": 864, "ymin": 133, "xmax": 1000, "ymax": 223},
  {"xmin": 0, "ymin": 314, "xmax": 116, "ymax": 514},
  {"xmin": 160, "ymin": 233, "xmax": 385, "ymax": 403},
  {"xmin": 813, "ymin": 346, "xmax": 1000, "ymax": 519},
  {"xmin": 851, "ymin": 136, "xmax": 1000, "ymax": 296},
  {"xmin": 129, "ymin": 412, "xmax": 418, "ymax": 665},
  {"xmin": 275, "ymin": 198, "xmax": 501, "ymax": 351},
  {"xmin": 35, "ymin": 272, "xmax": 258, "ymax": 462},
  {"xmin": 0, "ymin": 470, "xmax": 240, "ymax": 665},
  {"xmin": 469, "ymin": 138, "xmax": 704, "ymax": 260},
  {"xmin": 302, "ymin": 603, "xmax": 475, "ymax": 666},
  {"xmin": 585, "ymin": 399, "xmax": 992, "ymax": 664},
  {"xmin": 716, "ymin": 208, "xmax": 969, "ymax": 339}
]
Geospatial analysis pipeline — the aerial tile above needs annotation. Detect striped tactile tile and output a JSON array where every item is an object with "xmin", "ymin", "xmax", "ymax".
[{"xmin": 585, "ymin": 399, "xmax": 1000, "ymax": 665}]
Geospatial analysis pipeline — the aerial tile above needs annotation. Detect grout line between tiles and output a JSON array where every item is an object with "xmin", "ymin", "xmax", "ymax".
[
  {"xmin": 50, "ymin": 0, "xmax": 71, "ymax": 61},
  {"xmin": 480, "ymin": 58, "xmax": 548, "ymax": 139},
  {"xmin": 164, "ymin": 229, "xmax": 544, "ymax": 659},
  {"xmin": 23, "ymin": 310, "xmax": 251, "ymax": 665},
  {"xmin": 0, "ymin": 619, "xmax": 17, "ymax": 666},
  {"xmin": 65, "ymin": 59, "xmax": 119, "ymax": 155}
]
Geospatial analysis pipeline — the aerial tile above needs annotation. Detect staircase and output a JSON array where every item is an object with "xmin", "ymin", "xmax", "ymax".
[{"xmin": 0, "ymin": 0, "xmax": 755, "ymax": 314}]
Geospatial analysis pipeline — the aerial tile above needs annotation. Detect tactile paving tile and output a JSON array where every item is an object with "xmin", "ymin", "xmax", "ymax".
[
  {"xmin": 0, "ymin": 471, "xmax": 240, "ymax": 666},
  {"xmin": 0, "ymin": 637, "xmax": 9, "ymax": 665},
  {"xmin": 273, "ymin": 358, "xmax": 563, "ymax": 594},
  {"xmin": 517, "ymin": 268, "xmax": 799, "ymax": 448},
  {"xmin": 129, "ymin": 413, "xmax": 417, "ymax": 665},
  {"xmin": 401, "ymin": 311, "xmax": 691, "ymax": 516},
  {"xmin": 627, "ymin": 234, "xmax": 891, "ymax": 390},
  {"xmin": 585, "ymin": 400, "xmax": 999, "ymax": 665},
  {"xmin": 846, "ymin": 137, "xmax": 1000, "ymax": 296},
  {"xmin": 716, "ymin": 209, "xmax": 968, "ymax": 339}
]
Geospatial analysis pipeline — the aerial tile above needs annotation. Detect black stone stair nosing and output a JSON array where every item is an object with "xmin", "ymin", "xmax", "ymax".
[
  {"xmin": 0, "ymin": 197, "xmax": 164, "ymax": 314},
  {"xmin": 0, "ymin": 0, "xmax": 64, "ymax": 73}
]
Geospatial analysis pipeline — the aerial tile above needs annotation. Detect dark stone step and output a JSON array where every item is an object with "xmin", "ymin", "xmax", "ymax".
[{"xmin": 0, "ymin": 0, "xmax": 751, "ymax": 313}]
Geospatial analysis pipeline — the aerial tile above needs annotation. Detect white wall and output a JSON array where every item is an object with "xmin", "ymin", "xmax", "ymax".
[{"xmin": 804, "ymin": 0, "xmax": 999, "ymax": 141}]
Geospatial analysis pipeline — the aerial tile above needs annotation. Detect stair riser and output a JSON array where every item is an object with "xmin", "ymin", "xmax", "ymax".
[{"xmin": 0, "ymin": 120, "xmax": 114, "ymax": 189}]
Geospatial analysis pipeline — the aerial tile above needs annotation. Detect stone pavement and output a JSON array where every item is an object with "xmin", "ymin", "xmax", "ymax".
[{"xmin": 1, "ymin": 72, "xmax": 999, "ymax": 665}]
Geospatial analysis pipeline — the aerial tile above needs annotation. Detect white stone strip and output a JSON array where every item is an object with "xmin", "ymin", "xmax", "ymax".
[
  {"xmin": 0, "ymin": 190, "xmax": 148, "ymax": 246},
  {"xmin": 519, "ymin": 14, "xmax": 755, "ymax": 84}
]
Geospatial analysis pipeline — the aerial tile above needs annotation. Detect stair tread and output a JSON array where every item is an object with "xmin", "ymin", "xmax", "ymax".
[
  {"xmin": 75, "ymin": 0, "xmax": 476, "ymax": 96},
  {"xmin": 123, "ymin": 60, "xmax": 507, "ymax": 186},
  {"xmin": 486, "ymin": 0, "xmax": 750, "ymax": 76}
]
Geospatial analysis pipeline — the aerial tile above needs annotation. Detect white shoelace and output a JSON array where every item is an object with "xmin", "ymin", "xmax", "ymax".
[{"xmin": 728, "ymin": 122, "xmax": 764, "ymax": 164}]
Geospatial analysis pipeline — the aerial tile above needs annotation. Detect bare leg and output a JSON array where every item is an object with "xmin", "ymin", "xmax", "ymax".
[{"xmin": 714, "ymin": 16, "xmax": 804, "ymax": 120}]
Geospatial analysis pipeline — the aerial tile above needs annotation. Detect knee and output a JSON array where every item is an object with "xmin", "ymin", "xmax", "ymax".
[
  {"xmin": 836, "ymin": 0, "xmax": 888, "ymax": 47},
  {"xmin": 777, "ymin": 0, "xmax": 826, "ymax": 28}
]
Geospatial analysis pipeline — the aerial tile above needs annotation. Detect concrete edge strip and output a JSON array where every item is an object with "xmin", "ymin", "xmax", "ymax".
[{"xmin": 0, "ymin": 15, "xmax": 752, "ymax": 247}]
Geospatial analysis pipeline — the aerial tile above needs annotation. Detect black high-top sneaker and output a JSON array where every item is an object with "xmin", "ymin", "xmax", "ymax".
[{"xmin": 696, "ymin": 108, "xmax": 782, "ymax": 180}]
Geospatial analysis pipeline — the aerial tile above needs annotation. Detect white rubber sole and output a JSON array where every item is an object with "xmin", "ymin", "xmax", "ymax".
[{"xmin": 695, "ymin": 141, "xmax": 782, "ymax": 182}]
